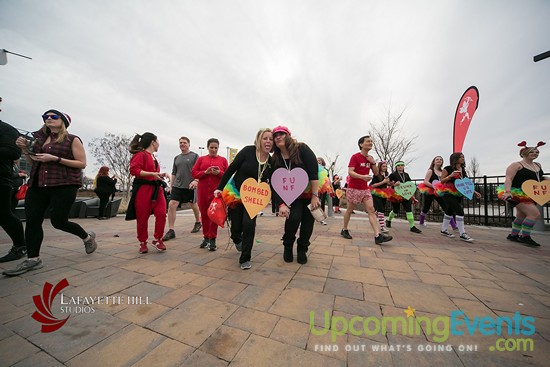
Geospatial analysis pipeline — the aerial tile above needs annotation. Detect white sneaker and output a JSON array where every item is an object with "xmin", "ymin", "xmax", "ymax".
[
  {"xmin": 420, "ymin": 222, "xmax": 427, "ymax": 227},
  {"xmin": 440, "ymin": 230, "xmax": 455, "ymax": 238},
  {"xmin": 460, "ymin": 233, "xmax": 474, "ymax": 242},
  {"xmin": 380, "ymin": 227, "xmax": 390, "ymax": 233},
  {"xmin": 320, "ymin": 220, "xmax": 328, "ymax": 225}
]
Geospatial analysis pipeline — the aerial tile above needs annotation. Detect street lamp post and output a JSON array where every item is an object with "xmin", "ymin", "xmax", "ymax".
[{"xmin": 198, "ymin": 147, "xmax": 205, "ymax": 156}]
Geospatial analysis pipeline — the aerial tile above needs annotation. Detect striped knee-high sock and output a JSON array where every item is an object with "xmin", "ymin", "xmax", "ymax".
[
  {"xmin": 520, "ymin": 219, "xmax": 536, "ymax": 238},
  {"xmin": 511, "ymin": 218, "xmax": 523, "ymax": 236},
  {"xmin": 377, "ymin": 212, "xmax": 385, "ymax": 228}
]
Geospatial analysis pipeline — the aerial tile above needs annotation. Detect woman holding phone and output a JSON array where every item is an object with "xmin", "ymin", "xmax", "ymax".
[{"xmin": 192, "ymin": 138, "xmax": 228, "ymax": 251}]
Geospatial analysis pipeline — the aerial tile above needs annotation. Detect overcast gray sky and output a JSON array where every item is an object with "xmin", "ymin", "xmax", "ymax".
[{"xmin": 1, "ymin": 0, "xmax": 548, "ymax": 179}]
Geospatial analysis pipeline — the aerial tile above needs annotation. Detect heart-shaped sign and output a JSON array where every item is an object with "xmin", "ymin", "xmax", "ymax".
[
  {"xmin": 521, "ymin": 180, "xmax": 550, "ymax": 206},
  {"xmin": 455, "ymin": 177, "xmax": 474, "ymax": 200},
  {"xmin": 240, "ymin": 178, "xmax": 271, "ymax": 218},
  {"xmin": 335, "ymin": 189, "xmax": 344, "ymax": 199},
  {"xmin": 394, "ymin": 181, "xmax": 417, "ymax": 200},
  {"xmin": 271, "ymin": 167, "xmax": 309, "ymax": 206}
]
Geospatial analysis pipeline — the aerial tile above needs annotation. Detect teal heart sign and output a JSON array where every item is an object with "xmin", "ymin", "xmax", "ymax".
[
  {"xmin": 394, "ymin": 181, "xmax": 417, "ymax": 200},
  {"xmin": 455, "ymin": 178, "xmax": 474, "ymax": 200}
]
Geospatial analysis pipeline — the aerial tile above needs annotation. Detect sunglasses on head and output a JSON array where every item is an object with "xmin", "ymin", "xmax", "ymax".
[{"xmin": 42, "ymin": 114, "xmax": 61, "ymax": 121}]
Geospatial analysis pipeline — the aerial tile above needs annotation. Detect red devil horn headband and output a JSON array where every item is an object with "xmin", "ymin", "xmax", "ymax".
[
  {"xmin": 517, "ymin": 141, "xmax": 527, "ymax": 148},
  {"xmin": 536, "ymin": 141, "xmax": 546, "ymax": 147}
]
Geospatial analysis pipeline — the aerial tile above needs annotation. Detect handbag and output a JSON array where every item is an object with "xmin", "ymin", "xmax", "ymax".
[
  {"xmin": 15, "ymin": 183, "xmax": 28, "ymax": 200},
  {"xmin": 207, "ymin": 194, "xmax": 227, "ymax": 228}
]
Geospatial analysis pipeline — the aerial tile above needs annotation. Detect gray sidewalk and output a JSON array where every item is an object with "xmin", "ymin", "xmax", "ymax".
[{"xmin": 1, "ymin": 210, "xmax": 549, "ymax": 366}]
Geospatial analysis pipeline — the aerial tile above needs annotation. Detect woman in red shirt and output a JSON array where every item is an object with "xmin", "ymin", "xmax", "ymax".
[
  {"xmin": 192, "ymin": 138, "xmax": 228, "ymax": 251},
  {"xmin": 128, "ymin": 132, "xmax": 169, "ymax": 254}
]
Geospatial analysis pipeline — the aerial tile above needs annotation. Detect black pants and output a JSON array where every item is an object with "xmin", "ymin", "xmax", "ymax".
[
  {"xmin": 96, "ymin": 191, "xmax": 111, "ymax": 217},
  {"xmin": 373, "ymin": 196, "xmax": 387, "ymax": 213},
  {"xmin": 442, "ymin": 195, "xmax": 464, "ymax": 216},
  {"xmin": 283, "ymin": 198, "xmax": 315, "ymax": 253},
  {"xmin": 391, "ymin": 200, "xmax": 412, "ymax": 214},
  {"xmin": 319, "ymin": 192, "xmax": 327, "ymax": 213},
  {"xmin": 0, "ymin": 185, "xmax": 25, "ymax": 248},
  {"xmin": 228, "ymin": 204, "xmax": 258, "ymax": 264},
  {"xmin": 421, "ymin": 194, "xmax": 448, "ymax": 213},
  {"xmin": 25, "ymin": 185, "xmax": 88, "ymax": 258}
]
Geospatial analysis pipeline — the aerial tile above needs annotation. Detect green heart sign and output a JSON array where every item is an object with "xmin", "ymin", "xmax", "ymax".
[{"xmin": 394, "ymin": 181, "xmax": 417, "ymax": 200}]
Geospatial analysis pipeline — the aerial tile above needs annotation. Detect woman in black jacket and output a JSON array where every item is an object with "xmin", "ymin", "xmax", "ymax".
[{"xmin": 94, "ymin": 166, "xmax": 117, "ymax": 219}]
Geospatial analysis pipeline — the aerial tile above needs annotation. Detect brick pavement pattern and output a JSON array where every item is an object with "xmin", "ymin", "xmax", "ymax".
[{"xmin": 1, "ymin": 211, "xmax": 549, "ymax": 366}]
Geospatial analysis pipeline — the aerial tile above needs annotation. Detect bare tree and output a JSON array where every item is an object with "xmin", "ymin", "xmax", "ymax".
[
  {"xmin": 368, "ymin": 106, "xmax": 418, "ymax": 169},
  {"xmin": 324, "ymin": 153, "xmax": 345, "ymax": 178},
  {"xmin": 467, "ymin": 156, "xmax": 481, "ymax": 178},
  {"xmin": 88, "ymin": 133, "xmax": 133, "ymax": 196},
  {"xmin": 82, "ymin": 176, "xmax": 94, "ymax": 190}
]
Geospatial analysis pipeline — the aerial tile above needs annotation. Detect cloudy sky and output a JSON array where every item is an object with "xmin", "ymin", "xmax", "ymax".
[{"xmin": 1, "ymin": 0, "xmax": 548, "ymax": 179}]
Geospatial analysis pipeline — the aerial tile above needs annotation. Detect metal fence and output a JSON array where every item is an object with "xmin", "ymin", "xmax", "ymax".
[{"xmin": 406, "ymin": 175, "xmax": 549, "ymax": 228}]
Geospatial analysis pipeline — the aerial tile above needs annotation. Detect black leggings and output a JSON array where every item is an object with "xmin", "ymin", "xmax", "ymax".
[
  {"xmin": 442, "ymin": 195, "xmax": 464, "ymax": 216},
  {"xmin": 96, "ymin": 192, "xmax": 111, "ymax": 217},
  {"xmin": 373, "ymin": 196, "xmax": 387, "ymax": 213},
  {"xmin": 391, "ymin": 200, "xmax": 412, "ymax": 214},
  {"xmin": 25, "ymin": 185, "xmax": 88, "ymax": 258},
  {"xmin": 0, "ymin": 185, "xmax": 25, "ymax": 248},
  {"xmin": 228, "ymin": 204, "xmax": 258, "ymax": 264},
  {"xmin": 283, "ymin": 198, "xmax": 315, "ymax": 253},
  {"xmin": 421, "ymin": 194, "xmax": 448, "ymax": 213}
]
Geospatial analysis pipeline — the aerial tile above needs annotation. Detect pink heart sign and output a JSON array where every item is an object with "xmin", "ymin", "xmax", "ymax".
[
  {"xmin": 271, "ymin": 168, "xmax": 309, "ymax": 206},
  {"xmin": 455, "ymin": 178, "xmax": 474, "ymax": 200}
]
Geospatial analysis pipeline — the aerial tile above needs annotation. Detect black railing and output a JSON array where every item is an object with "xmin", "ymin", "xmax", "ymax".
[{"xmin": 403, "ymin": 175, "xmax": 550, "ymax": 228}]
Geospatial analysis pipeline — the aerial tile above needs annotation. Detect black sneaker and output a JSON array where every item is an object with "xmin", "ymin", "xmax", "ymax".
[
  {"xmin": 375, "ymin": 233, "xmax": 393, "ymax": 245},
  {"xmin": 200, "ymin": 238, "xmax": 209, "ymax": 248},
  {"xmin": 340, "ymin": 229, "xmax": 352, "ymax": 239},
  {"xmin": 410, "ymin": 226, "xmax": 422, "ymax": 234},
  {"xmin": 518, "ymin": 236, "xmax": 540, "ymax": 247},
  {"xmin": 208, "ymin": 238, "xmax": 217, "ymax": 251},
  {"xmin": 506, "ymin": 234, "xmax": 519, "ymax": 242},
  {"xmin": 83, "ymin": 232, "xmax": 97, "ymax": 254},
  {"xmin": 191, "ymin": 222, "xmax": 202, "ymax": 233},
  {"xmin": 385, "ymin": 220, "xmax": 392, "ymax": 228},
  {"xmin": 163, "ymin": 229, "xmax": 176, "ymax": 241},
  {"xmin": 0, "ymin": 246, "xmax": 27, "ymax": 263},
  {"xmin": 297, "ymin": 251, "xmax": 308, "ymax": 264},
  {"xmin": 3, "ymin": 258, "xmax": 43, "ymax": 276}
]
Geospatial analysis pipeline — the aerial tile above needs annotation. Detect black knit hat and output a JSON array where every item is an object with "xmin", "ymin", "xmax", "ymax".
[{"xmin": 43, "ymin": 109, "xmax": 71, "ymax": 128}]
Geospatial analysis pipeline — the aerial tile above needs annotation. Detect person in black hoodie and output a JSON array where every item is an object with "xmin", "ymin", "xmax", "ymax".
[{"xmin": 0, "ymin": 115, "xmax": 27, "ymax": 263}]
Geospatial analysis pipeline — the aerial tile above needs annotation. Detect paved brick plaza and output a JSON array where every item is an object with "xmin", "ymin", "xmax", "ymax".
[{"xmin": 1, "ymin": 210, "xmax": 549, "ymax": 366}]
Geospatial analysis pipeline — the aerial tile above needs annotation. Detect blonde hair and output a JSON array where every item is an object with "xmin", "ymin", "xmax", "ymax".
[
  {"xmin": 40, "ymin": 122, "xmax": 68, "ymax": 143},
  {"xmin": 520, "ymin": 147, "xmax": 539, "ymax": 158},
  {"xmin": 254, "ymin": 128, "xmax": 273, "ymax": 151}
]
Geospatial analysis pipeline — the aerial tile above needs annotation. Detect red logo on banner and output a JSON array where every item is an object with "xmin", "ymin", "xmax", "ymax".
[
  {"xmin": 32, "ymin": 278, "xmax": 70, "ymax": 333},
  {"xmin": 453, "ymin": 86, "xmax": 479, "ymax": 152}
]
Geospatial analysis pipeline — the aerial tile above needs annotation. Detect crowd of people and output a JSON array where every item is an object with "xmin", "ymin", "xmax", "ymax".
[{"xmin": 0, "ymin": 107, "xmax": 547, "ymax": 276}]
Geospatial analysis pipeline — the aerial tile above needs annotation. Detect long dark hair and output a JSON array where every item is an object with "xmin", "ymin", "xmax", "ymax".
[
  {"xmin": 449, "ymin": 152, "xmax": 464, "ymax": 168},
  {"xmin": 376, "ymin": 161, "xmax": 388, "ymax": 180},
  {"xmin": 272, "ymin": 135, "xmax": 303, "ymax": 167},
  {"xmin": 129, "ymin": 132, "xmax": 157, "ymax": 154}
]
